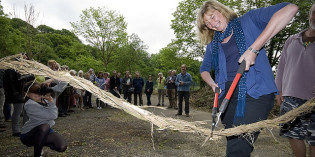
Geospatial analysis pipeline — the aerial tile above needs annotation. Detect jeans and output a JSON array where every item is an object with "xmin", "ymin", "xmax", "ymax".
[
  {"xmin": 145, "ymin": 92, "xmax": 152, "ymax": 105},
  {"xmin": 12, "ymin": 103, "xmax": 24, "ymax": 133},
  {"xmin": 219, "ymin": 81, "xmax": 274, "ymax": 157},
  {"xmin": 177, "ymin": 91, "xmax": 190, "ymax": 114},
  {"xmin": 3, "ymin": 100, "xmax": 11, "ymax": 121}
]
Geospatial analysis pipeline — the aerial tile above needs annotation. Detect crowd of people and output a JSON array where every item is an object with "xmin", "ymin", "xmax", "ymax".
[
  {"xmin": 0, "ymin": 56, "xmax": 194, "ymax": 156},
  {"xmin": 0, "ymin": 53, "xmax": 196, "ymax": 155}
]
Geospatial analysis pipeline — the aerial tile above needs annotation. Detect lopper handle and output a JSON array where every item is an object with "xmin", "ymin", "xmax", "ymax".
[
  {"xmin": 218, "ymin": 60, "xmax": 246, "ymax": 113},
  {"xmin": 211, "ymin": 87, "xmax": 220, "ymax": 117}
]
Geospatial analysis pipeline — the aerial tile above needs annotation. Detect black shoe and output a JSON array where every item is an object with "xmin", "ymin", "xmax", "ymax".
[
  {"xmin": 0, "ymin": 124, "xmax": 6, "ymax": 128},
  {"xmin": 58, "ymin": 114, "xmax": 66, "ymax": 117},
  {"xmin": 12, "ymin": 132, "xmax": 21, "ymax": 137},
  {"xmin": 162, "ymin": 104, "xmax": 165, "ymax": 106},
  {"xmin": 175, "ymin": 113, "xmax": 182, "ymax": 116},
  {"xmin": 185, "ymin": 113, "xmax": 190, "ymax": 117},
  {"xmin": 68, "ymin": 110, "xmax": 74, "ymax": 112},
  {"xmin": 64, "ymin": 113, "xmax": 70, "ymax": 116},
  {"xmin": 157, "ymin": 104, "xmax": 161, "ymax": 106}
]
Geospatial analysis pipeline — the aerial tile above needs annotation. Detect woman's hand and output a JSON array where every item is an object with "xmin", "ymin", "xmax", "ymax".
[
  {"xmin": 238, "ymin": 49, "xmax": 257, "ymax": 71},
  {"xmin": 42, "ymin": 94, "xmax": 53, "ymax": 103},
  {"xmin": 200, "ymin": 71, "xmax": 221, "ymax": 93}
]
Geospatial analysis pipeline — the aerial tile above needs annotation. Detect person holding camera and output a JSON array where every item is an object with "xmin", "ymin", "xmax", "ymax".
[{"xmin": 20, "ymin": 80, "xmax": 67, "ymax": 157}]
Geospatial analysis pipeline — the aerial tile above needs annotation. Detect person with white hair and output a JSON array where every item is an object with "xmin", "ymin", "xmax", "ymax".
[{"xmin": 156, "ymin": 72, "xmax": 165, "ymax": 106}]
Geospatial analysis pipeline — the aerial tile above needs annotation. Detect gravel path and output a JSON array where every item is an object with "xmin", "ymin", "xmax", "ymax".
[{"xmin": 0, "ymin": 94, "xmax": 294, "ymax": 156}]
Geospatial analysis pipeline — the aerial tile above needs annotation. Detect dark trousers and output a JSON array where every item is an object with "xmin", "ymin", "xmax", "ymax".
[
  {"xmin": 110, "ymin": 89, "xmax": 120, "ymax": 98},
  {"xmin": 96, "ymin": 98, "xmax": 105, "ymax": 108},
  {"xmin": 124, "ymin": 91, "xmax": 132, "ymax": 103},
  {"xmin": 84, "ymin": 91, "xmax": 92, "ymax": 107},
  {"xmin": 145, "ymin": 92, "xmax": 152, "ymax": 105},
  {"xmin": 3, "ymin": 100, "xmax": 11, "ymax": 120},
  {"xmin": 177, "ymin": 91, "xmax": 190, "ymax": 114},
  {"xmin": 134, "ymin": 92, "xmax": 143, "ymax": 106},
  {"xmin": 219, "ymin": 81, "xmax": 274, "ymax": 157},
  {"xmin": 58, "ymin": 95, "xmax": 70, "ymax": 115}
]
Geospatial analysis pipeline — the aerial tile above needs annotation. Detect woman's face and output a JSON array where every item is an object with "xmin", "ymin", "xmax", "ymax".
[
  {"xmin": 203, "ymin": 9, "xmax": 227, "ymax": 32},
  {"xmin": 27, "ymin": 92, "xmax": 41, "ymax": 102}
]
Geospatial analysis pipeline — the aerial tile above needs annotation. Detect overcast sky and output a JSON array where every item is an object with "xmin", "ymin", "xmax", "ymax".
[{"xmin": 2, "ymin": 0, "xmax": 183, "ymax": 54}]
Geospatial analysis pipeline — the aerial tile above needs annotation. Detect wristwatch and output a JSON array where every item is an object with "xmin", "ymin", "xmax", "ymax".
[{"xmin": 248, "ymin": 47, "xmax": 259, "ymax": 55}]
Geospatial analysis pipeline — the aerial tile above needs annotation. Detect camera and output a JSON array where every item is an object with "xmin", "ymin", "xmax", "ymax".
[{"xmin": 39, "ymin": 86, "xmax": 54, "ymax": 95}]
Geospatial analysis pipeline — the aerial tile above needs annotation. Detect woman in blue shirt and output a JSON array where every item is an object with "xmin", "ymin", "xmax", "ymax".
[{"xmin": 197, "ymin": 1, "xmax": 298, "ymax": 156}]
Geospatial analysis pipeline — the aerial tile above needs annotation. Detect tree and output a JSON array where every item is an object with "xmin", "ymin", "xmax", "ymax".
[
  {"xmin": 23, "ymin": 3, "xmax": 39, "ymax": 58},
  {"xmin": 71, "ymin": 7, "xmax": 128, "ymax": 70},
  {"xmin": 0, "ymin": 0, "xmax": 4, "ymax": 16},
  {"xmin": 110, "ymin": 33, "xmax": 149, "ymax": 75},
  {"xmin": 171, "ymin": 0, "xmax": 206, "ymax": 58}
]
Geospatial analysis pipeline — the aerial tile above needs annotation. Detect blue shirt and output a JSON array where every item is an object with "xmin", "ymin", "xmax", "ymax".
[
  {"xmin": 200, "ymin": 2, "xmax": 289, "ymax": 99},
  {"xmin": 95, "ymin": 77, "xmax": 105, "ymax": 90},
  {"xmin": 175, "ymin": 72, "xmax": 192, "ymax": 91},
  {"xmin": 221, "ymin": 35, "xmax": 240, "ymax": 81}
]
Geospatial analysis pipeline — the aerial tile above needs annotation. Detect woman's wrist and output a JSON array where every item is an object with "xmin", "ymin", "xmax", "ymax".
[{"xmin": 248, "ymin": 47, "xmax": 259, "ymax": 55}]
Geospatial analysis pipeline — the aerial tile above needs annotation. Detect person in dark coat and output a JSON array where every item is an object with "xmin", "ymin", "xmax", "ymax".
[
  {"xmin": 132, "ymin": 71, "xmax": 144, "ymax": 106},
  {"xmin": 109, "ymin": 70, "xmax": 120, "ymax": 98},
  {"xmin": 144, "ymin": 75, "xmax": 153, "ymax": 106}
]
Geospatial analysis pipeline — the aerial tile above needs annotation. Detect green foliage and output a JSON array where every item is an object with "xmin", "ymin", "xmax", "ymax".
[
  {"xmin": 0, "ymin": 0, "xmax": 4, "ymax": 16},
  {"xmin": 171, "ymin": 0, "xmax": 206, "ymax": 58},
  {"xmin": 71, "ymin": 7, "xmax": 128, "ymax": 69},
  {"xmin": 37, "ymin": 25, "xmax": 55, "ymax": 34}
]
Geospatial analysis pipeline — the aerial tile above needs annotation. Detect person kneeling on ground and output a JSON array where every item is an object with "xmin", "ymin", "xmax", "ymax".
[{"xmin": 20, "ymin": 80, "xmax": 67, "ymax": 157}]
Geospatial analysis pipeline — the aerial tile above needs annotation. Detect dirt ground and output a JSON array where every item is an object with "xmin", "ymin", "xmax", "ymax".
[{"xmin": 0, "ymin": 94, "xmax": 296, "ymax": 157}]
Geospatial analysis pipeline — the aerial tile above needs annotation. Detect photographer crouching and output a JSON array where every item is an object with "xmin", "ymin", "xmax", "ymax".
[{"xmin": 20, "ymin": 79, "xmax": 68, "ymax": 157}]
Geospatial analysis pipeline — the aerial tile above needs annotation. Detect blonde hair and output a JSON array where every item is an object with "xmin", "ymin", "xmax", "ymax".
[{"xmin": 197, "ymin": 0, "xmax": 237, "ymax": 45}]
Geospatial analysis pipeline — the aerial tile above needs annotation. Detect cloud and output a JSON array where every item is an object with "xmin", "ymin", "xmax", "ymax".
[{"xmin": 2, "ymin": 0, "xmax": 182, "ymax": 54}]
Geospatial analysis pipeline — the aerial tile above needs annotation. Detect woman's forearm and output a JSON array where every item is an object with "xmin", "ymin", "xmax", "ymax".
[
  {"xmin": 250, "ymin": 4, "xmax": 298, "ymax": 50},
  {"xmin": 201, "ymin": 71, "xmax": 218, "ymax": 91}
]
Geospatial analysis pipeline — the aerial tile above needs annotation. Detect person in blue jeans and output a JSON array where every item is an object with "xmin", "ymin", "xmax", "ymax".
[
  {"xmin": 175, "ymin": 64, "xmax": 192, "ymax": 117},
  {"xmin": 197, "ymin": 1, "xmax": 298, "ymax": 156}
]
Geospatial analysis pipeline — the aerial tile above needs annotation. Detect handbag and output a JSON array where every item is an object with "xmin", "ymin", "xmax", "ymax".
[{"xmin": 128, "ymin": 87, "xmax": 135, "ymax": 93}]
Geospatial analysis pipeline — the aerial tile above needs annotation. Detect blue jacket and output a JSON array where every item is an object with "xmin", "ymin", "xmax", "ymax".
[
  {"xmin": 175, "ymin": 72, "xmax": 192, "ymax": 92},
  {"xmin": 133, "ymin": 77, "xmax": 144, "ymax": 93},
  {"xmin": 200, "ymin": 3, "xmax": 289, "ymax": 99}
]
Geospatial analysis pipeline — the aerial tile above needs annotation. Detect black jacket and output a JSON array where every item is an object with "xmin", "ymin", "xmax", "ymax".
[
  {"xmin": 109, "ymin": 76, "xmax": 120, "ymax": 90},
  {"xmin": 4, "ymin": 69, "xmax": 35, "ymax": 103}
]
